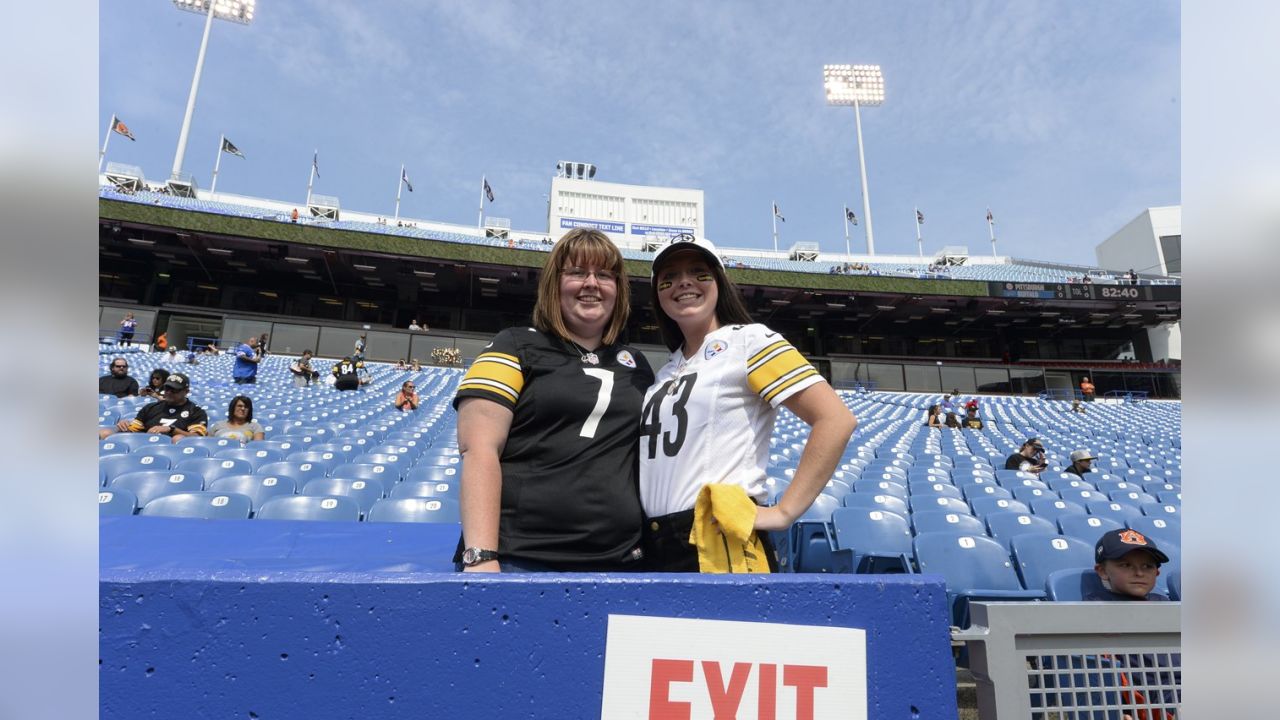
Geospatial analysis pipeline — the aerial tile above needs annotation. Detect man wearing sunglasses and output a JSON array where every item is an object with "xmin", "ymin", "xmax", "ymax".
[{"xmin": 98, "ymin": 358, "xmax": 139, "ymax": 398}]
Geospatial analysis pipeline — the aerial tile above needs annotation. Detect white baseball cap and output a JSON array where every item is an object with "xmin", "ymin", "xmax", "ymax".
[{"xmin": 651, "ymin": 236, "xmax": 725, "ymax": 280}]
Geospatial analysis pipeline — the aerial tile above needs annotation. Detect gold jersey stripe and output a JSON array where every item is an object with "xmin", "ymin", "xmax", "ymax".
[
  {"xmin": 462, "ymin": 354, "xmax": 525, "ymax": 397},
  {"xmin": 458, "ymin": 379, "xmax": 519, "ymax": 405},
  {"xmin": 748, "ymin": 346, "xmax": 812, "ymax": 394},
  {"xmin": 761, "ymin": 367, "xmax": 821, "ymax": 404},
  {"xmin": 747, "ymin": 340, "xmax": 790, "ymax": 367}
]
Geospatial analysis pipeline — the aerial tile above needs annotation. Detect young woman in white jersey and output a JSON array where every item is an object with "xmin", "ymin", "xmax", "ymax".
[{"xmin": 638, "ymin": 237, "xmax": 857, "ymax": 572}]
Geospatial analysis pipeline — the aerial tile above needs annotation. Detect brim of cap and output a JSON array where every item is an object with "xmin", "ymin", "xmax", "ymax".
[
  {"xmin": 162, "ymin": 383, "xmax": 187, "ymax": 390},
  {"xmin": 1100, "ymin": 546, "xmax": 1170, "ymax": 564},
  {"xmin": 651, "ymin": 243, "xmax": 723, "ymax": 279}
]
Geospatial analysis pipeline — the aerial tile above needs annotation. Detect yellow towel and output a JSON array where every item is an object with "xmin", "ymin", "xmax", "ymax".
[{"xmin": 689, "ymin": 484, "xmax": 771, "ymax": 574}]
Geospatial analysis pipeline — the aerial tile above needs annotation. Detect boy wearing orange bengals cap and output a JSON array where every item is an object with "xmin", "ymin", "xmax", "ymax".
[{"xmin": 1087, "ymin": 528, "xmax": 1171, "ymax": 601}]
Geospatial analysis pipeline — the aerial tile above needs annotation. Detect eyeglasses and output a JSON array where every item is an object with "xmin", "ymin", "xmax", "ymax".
[
  {"xmin": 561, "ymin": 267, "xmax": 617, "ymax": 284},
  {"xmin": 111, "ymin": 364, "xmax": 128, "ymax": 369}
]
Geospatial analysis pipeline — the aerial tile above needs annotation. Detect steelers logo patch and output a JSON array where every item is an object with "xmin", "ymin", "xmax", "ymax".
[
  {"xmin": 704, "ymin": 340, "xmax": 728, "ymax": 360},
  {"xmin": 616, "ymin": 350, "xmax": 637, "ymax": 369}
]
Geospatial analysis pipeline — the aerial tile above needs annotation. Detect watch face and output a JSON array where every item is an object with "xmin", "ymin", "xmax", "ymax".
[{"xmin": 462, "ymin": 548, "xmax": 478, "ymax": 565}]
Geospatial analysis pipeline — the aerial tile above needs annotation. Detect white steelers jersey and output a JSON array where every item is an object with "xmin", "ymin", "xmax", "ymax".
[{"xmin": 638, "ymin": 322, "xmax": 824, "ymax": 517}]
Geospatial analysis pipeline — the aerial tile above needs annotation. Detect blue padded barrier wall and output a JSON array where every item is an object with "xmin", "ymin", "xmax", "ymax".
[{"xmin": 101, "ymin": 519, "xmax": 958, "ymax": 719}]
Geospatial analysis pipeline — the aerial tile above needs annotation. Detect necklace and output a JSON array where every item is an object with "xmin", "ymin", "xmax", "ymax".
[{"xmin": 568, "ymin": 338, "xmax": 601, "ymax": 365}]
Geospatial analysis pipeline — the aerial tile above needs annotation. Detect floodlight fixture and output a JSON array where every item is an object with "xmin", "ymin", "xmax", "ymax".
[
  {"xmin": 170, "ymin": 0, "xmax": 256, "ymax": 182},
  {"xmin": 824, "ymin": 63, "xmax": 884, "ymax": 256}
]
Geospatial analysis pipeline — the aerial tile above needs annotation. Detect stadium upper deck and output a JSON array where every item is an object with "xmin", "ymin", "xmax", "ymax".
[{"xmin": 99, "ymin": 181, "xmax": 1177, "ymax": 287}]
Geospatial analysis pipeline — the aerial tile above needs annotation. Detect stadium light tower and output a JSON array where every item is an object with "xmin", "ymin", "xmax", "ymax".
[
  {"xmin": 170, "ymin": 0, "xmax": 255, "ymax": 185},
  {"xmin": 824, "ymin": 64, "xmax": 884, "ymax": 256}
]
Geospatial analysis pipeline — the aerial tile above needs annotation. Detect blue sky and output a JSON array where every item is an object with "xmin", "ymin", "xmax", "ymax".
[{"xmin": 100, "ymin": 1, "xmax": 1179, "ymax": 265}]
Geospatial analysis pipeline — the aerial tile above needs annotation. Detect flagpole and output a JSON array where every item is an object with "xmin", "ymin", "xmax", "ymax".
[
  {"xmin": 171, "ymin": 0, "xmax": 217, "ymax": 181},
  {"xmin": 987, "ymin": 209, "xmax": 998, "ymax": 257},
  {"xmin": 853, "ymin": 96, "xmax": 876, "ymax": 255},
  {"xmin": 771, "ymin": 202, "xmax": 778, "ymax": 253},
  {"xmin": 915, "ymin": 206, "xmax": 923, "ymax": 257},
  {"xmin": 306, "ymin": 149, "xmax": 316, "ymax": 207},
  {"xmin": 211, "ymin": 134, "xmax": 225, "ymax": 195},
  {"xmin": 478, "ymin": 175, "xmax": 485, "ymax": 228},
  {"xmin": 99, "ymin": 115, "xmax": 115, "ymax": 173},
  {"xmin": 395, "ymin": 164, "xmax": 405, "ymax": 223},
  {"xmin": 843, "ymin": 205, "xmax": 852, "ymax": 262}
]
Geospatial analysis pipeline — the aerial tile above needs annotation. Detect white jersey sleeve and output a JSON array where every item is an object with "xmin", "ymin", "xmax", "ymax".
[{"xmin": 743, "ymin": 324, "xmax": 823, "ymax": 407}]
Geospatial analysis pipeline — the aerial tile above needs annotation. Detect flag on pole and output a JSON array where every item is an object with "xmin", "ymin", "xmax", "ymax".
[
  {"xmin": 401, "ymin": 167, "xmax": 414, "ymax": 192},
  {"xmin": 312, "ymin": 151, "xmax": 320, "ymax": 178},
  {"xmin": 986, "ymin": 208, "xmax": 994, "ymax": 223},
  {"xmin": 773, "ymin": 203, "xmax": 785, "ymax": 222},
  {"xmin": 220, "ymin": 137, "xmax": 244, "ymax": 158},
  {"xmin": 845, "ymin": 207, "xmax": 857, "ymax": 225},
  {"xmin": 111, "ymin": 116, "xmax": 136, "ymax": 141},
  {"xmin": 916, "ymin": 209, "xmax": 925, "ymax": 225},
  {"xmin": 483, "ymin": 178, "xmax": 495, "ymax": 202}
]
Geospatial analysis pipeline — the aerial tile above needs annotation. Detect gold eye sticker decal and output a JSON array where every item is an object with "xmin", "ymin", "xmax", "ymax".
[
  {"xmin": 695, "ymin": 272, "xmax": 714, "ymax": 282},
  {"xmin": 657, "ymin": 280, "xmax": 673, "ymax": 291}
]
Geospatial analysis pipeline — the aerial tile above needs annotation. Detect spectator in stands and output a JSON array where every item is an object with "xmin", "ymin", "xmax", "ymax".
[
  {"xmin": 139, "ymin": 368, "xmax": 168, "ymax": 399},
  {"xmin": 944, "ymin": 411, "xmax": 962, "ymax": 429},
  {"xmin": 1004, "ymin": 438, "xmax": 1048, "ymax": 474},
  {"xmin": 1082, "ymin": 272, "xmax": 1093, "ymax": 284},
  {"xmin": 925, "ymin": 404, "xmax": 943, "ymax": 428},
  {"xmin": 1080, "ymin": 376, "xmax": 1096, "ymax": 402},
  {"xmin": 408, "ymin": 319, "xmax": 423, "ymax": 331},
  {"xmin": 202, "ymin": 343, "xmax": 221, "ymax": 356},
  {"xmin": 964, "ymin": 397, "xmax": 979, "ymax": 413},
  {"xmin": 162, "ymin": 347, "xmax": 182, "ymax": 365},
  {"xmin": 454, "ymin": 227, "xmax": 653, "ymax": 573},
  {"xmin": 353, "ymin": 334, "xmax": 367, "ymax": 363},
  {"xmin": 394, "ymin": 381, "xmax": 420, "ymax": 412},
  {"xmin": 207, "ymin": 395, "xmax": 265, "ymax": 443},
  {"xmin": 639, "ymin": 236, "xmax": 857, "ymax": 572},
  {"xmin": 1128, "ymin": 268, "xmax": 1139, "ymax": 285},
  {"xmin": 290, "ymin": 208, "xmax": 299, "ymax": 222},
  {"xmin": 395, "ymin": 359, "xmax": 407, "ymax": 370},
  {"xmin": 98, "ymin": 358, "xmax": 138, "ymax": 398},
  {"xmin": 289, "ymin": 350, "xmax": 320, "ymax": 387},
  {"xmin": 118, "ymin": 313, "xmax": 137, "ymax": 347},
  {"xmin": 411, "ymin": 358, "xmax": 422, "ymax": 372},
  {"xmin": 154, "ymin": 331, "xmax": 168, "ymax": 352},
  {"xmin": 99, "ymin": 372, "xmax": 207, "ymax": 442},
  {"xmin": 962, "ymin": 406, "xmax": 984, "ymax": 430},
  {"xmin": 331, "ymin": 356, "xmax": 364, "ymax": 391},
  {"xmin": 940, "ymin": 393, "xmax": 956, "ymax": 415},
  {"xmin": 232, "ymin": 336, "xmax": 262, "ymax": 384},
  {"xmin": 1089, "ymin": 529, "xmax": 1169, "ymax": 602},
  {"xmin": 1065, "ymin": 449, "xmax": 1098, "ymax": 478},
  {"xmin": 1071, "ymin": 398, "xmax": 1087, "ymax": 414}
]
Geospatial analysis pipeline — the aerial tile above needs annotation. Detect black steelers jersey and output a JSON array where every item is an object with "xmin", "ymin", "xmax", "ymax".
[
  {"xmin": 129, "ymin": 399, "xmax": 209, "ymax": 436},
  {"xmin": 454, "ymin": 327, "xmax": 655, "ymax": 566}
]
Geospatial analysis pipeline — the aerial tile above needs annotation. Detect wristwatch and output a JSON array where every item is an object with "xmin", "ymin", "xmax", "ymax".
[{"xmin": 461, "ymin": 548, "xmax": 500, "ymax": 567}]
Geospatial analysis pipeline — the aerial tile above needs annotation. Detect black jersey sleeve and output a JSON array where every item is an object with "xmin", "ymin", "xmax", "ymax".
[{"xmin": 454, "ymin": 329, "xmax": 525, "ymax": 411}]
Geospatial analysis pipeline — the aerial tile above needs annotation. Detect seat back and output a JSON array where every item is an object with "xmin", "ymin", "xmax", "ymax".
[
  {"xmin": 109, "ymin": 470, "xmax": 204, "ymax": 506},
  {"xmin": 404, "ymin": 465, "xmax": 460, "ymax": 485},
  {"xmin": 1029, "ymin": 498, "xmax": 1086, "ymax": 523},
  {"xmin": 257, "ymin": 461, "xmax": 329, "ymax": 486},
  {"xmin": 969, "ymin": 497, "xmax": 1031, "ymax": 517},
  {"xmin": 840, "ymin": 492, "xmax": 908, "ymax": 517},
  {"xmin": 1044, "ymin": 567, "xmax": 1107, "ymax": 601},
  {"xmin": 1010, "ymin": 534, "xmax": 1094, "ymax": 592},
  {"xmin": 910, "ymin": 510, "xmax": 986, "ymax": 537},
  {"xmin": 208, "ymin": 474, "xmax": 298, "ymax": 514},
  {"xmin": 213, "ymin": 446, "xmax": 285, "ymax": 472},
  {"xmin": 366, "ymin": 497, "xmax": 461, "ymax": 524},
  {"xmin": 98, "ymin": 488, "xmax": 138, "ymax": 517},
  {"xmin": 1126, "ymin": 516, "xmax": 1181, "ymax": 548},
  {"xmin": 1085, "ymin": 500, "xmax": 1143, "ymax": 523},
  {"xmin": 984, "ymin": 512, "xmax": 1059, "ymax": 551},
  {"xmin": 140, "ymin": 491, "xmax": 253, "ymax": 520},
  {"xmin": 99, "ymin": 453, "xmax": 171, "ymax": 486},
  {"xmin": 1057, "ymin": 513, "xmax": 1122, "ymax": 542},
  {"xmin": 391, "ymin": 480, "xmax": 458, "ymax": 500},
  {"xmin": 913, "ymin": 532, "xmax": 1025, "ymax": 592},
  {"xmin": 174, "ymin": 457, "xmax": 253, "ymax": 484},
  {"xmin": 255, "ymin": 495, "xmax": 361, "ymax": 522},
  {"xmin": 910, "ymin": 495, "xmax": 971, "ymax": 515},
  {"xmin": 134, "ymin": 443, "xmax": 211, "ymax": 465},
  {"xmin": 302, "ymin": 478, "xmax": 385, "ymax": 515},
  {"xmin": 830, "ymin": 508, "xmax": 912, "ymax": 572}
]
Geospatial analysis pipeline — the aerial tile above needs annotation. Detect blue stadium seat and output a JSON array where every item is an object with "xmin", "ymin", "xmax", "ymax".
[
  {"xmin": 962, "ymin": 484, "xmax": 1014, "ymax": 504},
  {"xmin": 307, "ymin": 442, "xmax": 361, "ymax": 463},
  {"xmin": 1126, "ymin": 516, "xmax": 1180, "ymax": 549},
  {"xmin": 907, "ymin": 467, "xmax": 951, "ymax": 482},
  {"xmin": 841, "ymin": 492, "xmax": 909, "ymax": 517},
  {"xmin": 98, "ymin": 439, "xmax": 134, "ymax": 456},
  {"xmin": 366, "ymin": 497, "xmax": 461, "ymax": 524},
  {"xmin": 174, "ymin": 436, "xmax": 239, "ymax": 453},
  {"xmin": 256, "ymin": 461, "xmax": 329, "ymax": 486},
  {"xmin": 969, "ymin": 497, "xmax": 1031, "ymax": 517},
  {"xmin": 1044, "ymin": 568, "xmax": 1107, "ymax": 601},
  {"xmin": 245, "ymin": 440, "xmax": 305, "ymax": 457},
  {"xmin": 829, "ymin": 508, "xmax": 912, "ymax": 573},
  {"xmin": 99, "ymin": 453, "xmax": 171, "ymax": 486},
  {"xmin": 1029, "ymin": 498, "xmax": 1087, "ymax": 523},
  {"xmin": 1057, "ymin": 513, "xmax": 1123, "ymax": 543},
  {"xmin": 850, "ymin": 479, "xmax": 907, "ymax": 500},
  {"xmin": 815, "ymin": 475, "xmax": 853, "ymax": 500},
  {"xmin": 302, "ymin": 478, "xmax": 385, "ymax": 517},
  {"xmin": 1108, "ymin": 490, "xmax": 1158, "ymax": 507},
  {"xmin": 910, "ymin": 495, "xmax": 971, "ymax": 515},
  {"xmin": 1141, "ymin": 503, "xmax": 1180, "ymax": 518},
  {"xmin": 860, "ymin": 470, "xmax": 908, "ymax": 485},
  {"xmin": 286, "ymin": 450, "xmax": 342, "ymax": 471},
  {"xmin": 102, "ymin": 433, "xmax": 168, "ymax": 452},
  {"xmin": 417, "ymin": 450, "xmax": 461, "ymax": 468},
  {"xmin": 1094, "ymin": 480, "xmax": 1140, "ymax": 495},
  {"xmin": 255, "ymin": 495, "xmax": 361, "ymax": 522},
  {"xmin": 214, "ymin": 447, "xmax": 285, "ymax": 472},
  {"xmin": 995, "ymin": 469, "xmax": 1040, "ymax": 485},
  {"xmin": 207, "ymin": 474, "xmax": 298, "ymax": 514},
  {"xmin": 109, "ymin": 470, "xmax": 204, "ymax": 507},
  {"xmin": 1010, "ymin": 535, "xmax": 1095, "ymax": 594},
  {"xmin": 99, "ymin": 488, "xmax": 138, "ymax": 517},
  {"xmin": 328, "ymin": 463, "xmax": 399, "ymax": 494},
  {"xmin": 782, "ymin": 493, "xmax": 842, "ymax": 573},
  {"xmin": 1155, "ymin": 490, "xmax": 1182, "ymax": 505},
  {"xmin": 140, "ymin": 491, "xmax": 253, "ymax": 520},
  {"xmin": 391, "ymin": 480, "xmax": 458, "ymax": 499},
  {"xmin": 910, "ymin": 510, "xmax": 986, "ymax": 537},
  {"xmin": 175, "ymin": 457, "xmax": 253, "ymax": 484},
  {"xmin": 135, "ymin": 443, "xmax": 211, "ymax": 465},
  {"xmin": 404, "ymin": 465, "xmax": 460, "ymax": 485},
  {"xmin": 1166, "ymin": 570, "xmax": 1181, "ymax": 601},
  {"xmin": 908, "ymin": 481, "xmax": 964, "ymax": 501},
  {"xmin": 1085, "ymin": 500, "xmax": 1143, "ymax": 524},
  {"xmin": 1046, "ymin": 476, "xmax": 1096, "ymax": 493},
  {"xmin": 1011, "ymin": 486, "xmax": 1055, "ymax": 504},
  {"xmin": 913, "ymin": 533, "xmax": 1044, "ymax": 627},
  {"xmin": 984, "ymin": 512, "xmax": 1059, "ymax": 552},
  {"xmin": 1058, "ymin": 488, "xmax": 1106, "ymax": 505}
]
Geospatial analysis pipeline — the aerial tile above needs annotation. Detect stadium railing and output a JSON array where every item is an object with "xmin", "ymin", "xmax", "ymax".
[{"xmin": 955, "ymin": 601, "xmax": 1180, "ymax": 719}]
